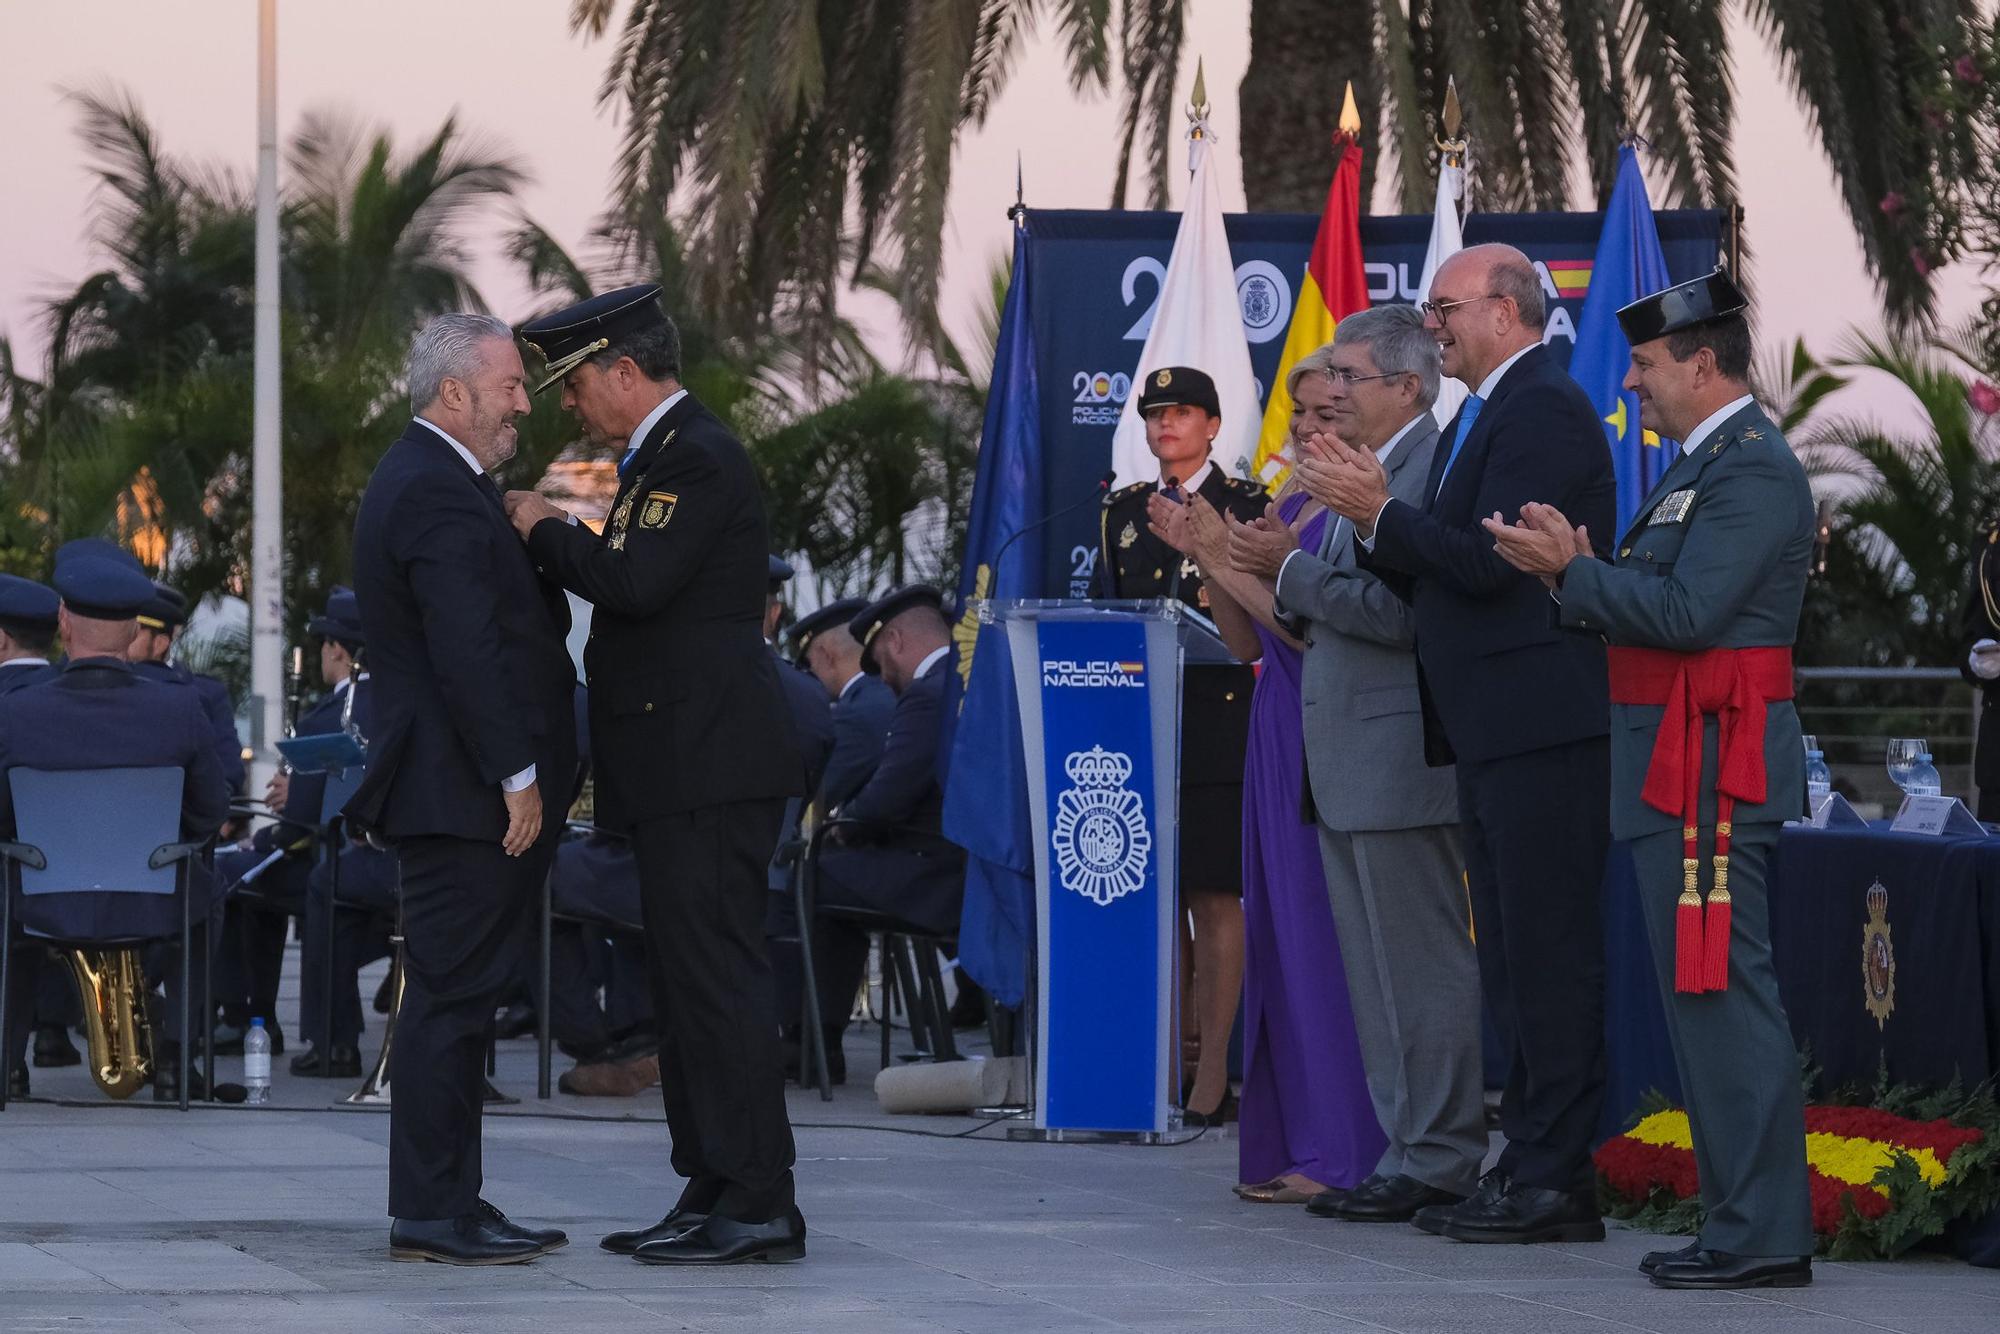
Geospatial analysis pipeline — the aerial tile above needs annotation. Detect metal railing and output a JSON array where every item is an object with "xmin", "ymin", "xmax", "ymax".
[{"xmin": 1793, "ymin": 667, "xmax": 1981, "ymax": 814}]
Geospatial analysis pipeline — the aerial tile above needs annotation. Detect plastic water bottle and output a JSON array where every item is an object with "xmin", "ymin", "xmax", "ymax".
[
  {"xmin": 1805, "ymin": 747, "xmax": 1832, "ymax": 811},
  {"xmin": 243, "ymin": 1017, "xmax": 271, "ymax": 1105},
  {"xmin": 1907, "ymin": 752, "xmax": 1943, "ymax": 798}
]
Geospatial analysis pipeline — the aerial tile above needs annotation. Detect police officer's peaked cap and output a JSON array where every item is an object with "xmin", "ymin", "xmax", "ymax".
[
  {"xmin": 53, "ymin": 537, "xmax": 145, "ymax": 576},
  {"xmin": 1135, "ymin": 365, "xmax": 1221, "ymax": 418},
  {"xmin": 52, "ymin": 555, "xmax": 155, "ymax": 620},
  {"xmin": 519, "ymin": 283, "xmax": 669, "ymax": 394},
  {"xmin": 1616, "ymin": 267, "xmax": 1749, "ymax": 346},
  {"xmin": 849, "ymin": 585, "xmax": 946, "ymax": 675},
  {"xmin": 308, "ymin": 586, "xmax": 365, "ymax": 646},
  {"xmin": 786, "ymin": 596, "xmax": 869, "ymax": 660},
  {"xmin": 136, "ymin": 581, "xmax": 189, "ymax": 632},
  {"xmin": 0, "ymin": 573, "xmax": 59, "ymax": 628}
]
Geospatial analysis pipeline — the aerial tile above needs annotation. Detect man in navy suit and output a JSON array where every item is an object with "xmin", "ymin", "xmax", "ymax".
[
  {"xmin": 348, "ymin": 313, "xmax": 577, "ymax": 1266},
  {"xmin": 0, "ymin": 556, "xmax": 230, "ymax": 1099},
  {"xmin": 1303, "ymin": 243, "xmax": 1614, "ymax": 1245}
]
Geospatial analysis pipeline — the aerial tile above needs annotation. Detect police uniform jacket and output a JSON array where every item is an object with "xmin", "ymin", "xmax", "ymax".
[
  {"xmin": 1557, "ymin": 399, "xmax": 1813, "ymax": 837},
  {"xmin": 525, "ymin": 392, "xmax": 802, "ymax": 829},
  {"xmin": 0, "ymin": 658, "xmax": 230, "ymax": 940},
  {"xmin": 775, "ymin": 647, "xmax": 834, "ymax": 799},
  {"xmin": 133, "ymin": 660, "xmax": 246, "ymax": 794},
  {"xmin": 823, "ymin": 673, "xmax": 896, "ymax": 811},
  {"xmin": 0, "ymin": 661, "xmax": 56, "ymax": 697},
  {"xmin": 1093, "ymin": 466, "xmax": 1266, "ymax": 785},
  {"xmin": 347, "ymin": 420, "xmax": 579, "ymax": 842}
]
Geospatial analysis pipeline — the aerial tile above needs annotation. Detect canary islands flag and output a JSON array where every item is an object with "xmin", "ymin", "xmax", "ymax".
[
  {"xmin": 1569, "ymin": 145, "xmax": 1676, "ymax": 530},
  {"xmin": 1253, "ymin": 131, "xmax": 1369, "ymax": 488}
]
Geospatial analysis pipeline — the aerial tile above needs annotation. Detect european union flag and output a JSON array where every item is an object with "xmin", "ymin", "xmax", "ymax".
[
  {"xmin": 939, "ymin": 224, "xmax": 1044, "ymax": 1006},
  {"xmin": 1569, "ymin": 145, "xmax": 1676, "ymax": 531}
]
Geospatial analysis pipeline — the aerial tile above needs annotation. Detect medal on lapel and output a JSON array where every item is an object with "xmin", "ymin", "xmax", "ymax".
[
  {"xmin": 1648, "ymin": 489, "xmax": 1697, "ymax": 525},
  {"xmin": 607, "ymin": 489, "xmax": 637, "ymax": 551}
]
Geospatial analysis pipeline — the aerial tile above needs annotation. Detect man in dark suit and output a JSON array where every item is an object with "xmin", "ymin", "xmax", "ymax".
[
  {"xmin": 348, "ymin": 312, "xmax": 577, "ymax": 1266},
  {"xmin": 766, "ymin": 557, "xmax": 834, "ymax": 796},
  {"xmin": 789, "ymin": 597, "xmax": 894, "ymax": 809},
  {"xmin": 0, "ymin": 572, "xmax": 71, "ymax": 1093},
  {"xmin": 130, "ymin": 581, "xmax": 247, "ymax": 795},
  {"xmin": 1302, "ymin": 243, "xmax": 1614, "ymax": 1244},
  {"xmin": 506, "ymin": 285, "xmax": 805, "ymax": 1266},
  {"xmin": 0, "ymin": 555, "xmax": 230, "ymax": 1099}
]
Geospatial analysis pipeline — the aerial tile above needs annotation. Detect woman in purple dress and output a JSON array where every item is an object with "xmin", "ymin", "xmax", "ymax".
[{"xmin": 1148, "ymin": 346, "xmax": 1385, "ymax": 1201}]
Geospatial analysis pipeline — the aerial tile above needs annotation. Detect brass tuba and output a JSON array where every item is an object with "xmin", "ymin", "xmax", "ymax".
[{"xmin": 64, "ymin": 946, "xmax": 153, "ymax": 1098}]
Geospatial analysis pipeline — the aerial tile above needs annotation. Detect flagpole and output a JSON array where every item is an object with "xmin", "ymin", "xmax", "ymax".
[{"xmin": 249, "ymin": 0, "xmax": 283, "ymax": 790}]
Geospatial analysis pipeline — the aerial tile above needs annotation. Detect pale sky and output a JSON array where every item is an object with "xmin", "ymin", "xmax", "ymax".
[{"xmin": 1, "ymin": 1, "xmax": 1986, "ymax": 430}]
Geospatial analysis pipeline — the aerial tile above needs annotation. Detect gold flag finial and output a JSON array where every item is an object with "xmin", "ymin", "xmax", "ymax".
[
  {"xmin": 1338, "ymin": 81, "xmax": 1361, "ymax": 136},
  {"xmin": 1191, "ymin": 58, "xmax": 1209, "ymax": 115},
  {"xmin": 1442, "ymin": 77, "xmax": 1463, "ymax": 140}
]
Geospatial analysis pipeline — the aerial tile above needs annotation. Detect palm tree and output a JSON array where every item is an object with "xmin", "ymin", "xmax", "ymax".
[{"xmin": 570, "ymin": 0, "xmax": 1979, "ymax": 352}]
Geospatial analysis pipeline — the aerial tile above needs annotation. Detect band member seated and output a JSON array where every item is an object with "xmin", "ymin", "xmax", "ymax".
[
  {"xmin": 129, "ymin": 580, "xmax": 247, "ymax": 795},
  {"xmin": 794, "ymin": 586, "xmax": 964, "ymax": 1079},
  {"xmin": 0, "ymin": 551, "xmax": 230, "ymax": 1101}
]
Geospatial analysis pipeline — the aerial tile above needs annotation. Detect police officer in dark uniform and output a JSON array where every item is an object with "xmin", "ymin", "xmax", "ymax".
[
  {"xmin": 1094, "ymin": 365, "xmax": 1265, "ymax": 1124},
  {"xmin": 0, "ymin": 573, "xmax": 72, "ymax": 1090},
  {"xmin": 788, "ymin": 597, "xmax": 895, "ymax": 810},
  {"xmin": 766, "ymin": 556, "xmax": 834, "ymax": 796},
  {"xmin": 0, "ymin": 555, "xmax": 230, "ymax": 1099},
  {"xmin": 508, "ymin": 285, "xmax": 806, "ymax": 1265},
  {"xmin": 129, "ymin": 580, "xmax": 246, "ymax": 796}
]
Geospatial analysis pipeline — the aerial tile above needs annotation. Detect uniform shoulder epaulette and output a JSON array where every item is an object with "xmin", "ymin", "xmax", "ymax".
[
  {"xmin": 1222, "ymin": 475, "xmax": 1266, "ymax": 496},
  {"xmin": 1106, "ymin": 481, "xmax": 1149, "ymax": 504}
]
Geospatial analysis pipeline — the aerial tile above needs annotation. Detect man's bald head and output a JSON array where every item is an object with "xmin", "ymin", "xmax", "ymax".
[{"xmin": 1425, "ymin": 243, "xmax": 1547, "ymax": 387}]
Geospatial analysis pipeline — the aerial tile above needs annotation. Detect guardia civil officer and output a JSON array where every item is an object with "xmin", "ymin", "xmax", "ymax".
[
  {"xmin": 507, "ymin": 285, "xmax": 807, "ymax": 1265},
  {"xmin": 1094, "ymin": 365, "xmax": 1265, "ymax": 1125},
  {"xmin": 1486, "ymin": 269, "xmax": 1814, "ymax": 1289}
]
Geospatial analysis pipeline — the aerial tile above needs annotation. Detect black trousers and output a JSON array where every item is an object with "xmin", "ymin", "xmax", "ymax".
[
  {"xmin": 630, "ymin": 799, "xmax": 797, "ymax": 1222},
  {"xmin": 1456, "ymin": 735, "xmax": 1610, "ymax": 1193},
  {"xmin": 387, "ymin": 832, "xmax": 550, "ymax": 1220}
]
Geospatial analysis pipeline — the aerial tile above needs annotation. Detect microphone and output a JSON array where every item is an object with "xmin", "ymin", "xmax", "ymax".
[{"xmin": 989, "ymin": 469, "xmax": 1118, "ymax": 594}]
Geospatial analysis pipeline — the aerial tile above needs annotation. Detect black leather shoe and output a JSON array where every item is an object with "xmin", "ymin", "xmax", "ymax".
[
  {"xmin": 32, "ymin": 1024, "xmax": 81, "ymax": 1068},
  {"xmin": 1414, "ymin": 1168, "xmax": 1508, "ymax": 1235},
  {"xmin": 1649, "ymin": 1249, "xmax": 1811, "ymax": 1289},
  {"xmin": 1327, "ymin": 1174, "xmax": 1468, "ymax": 1223},
  {"xmin": 6, "ymin": 1062, "xmax": 26, "ymax": 1099},
  {"xmin": 1304, "ymin": 1175, "xmax": 1379, "ymax": 1217},
  {"xmin": 1180, "ymin": 1090, "xmax": 1239, "ymax": 1129},
  {"xmin": 290, "ymin": 1043, "xmax": 361, "ymax": 1078},
  {"xmin": 1639, "ymin": 1238, "xmax": 1702, "ymax": 1277},
  {"xmin": 152, "ymin": 1049, "xmax": 210, "ymax": 1102},
  {"xmin": 632, "ymin": 1209, "xmax": 807, "ymax": 1265},
  {"xmin": 476, "ymin": 1199, "xmax": 566, "ymax": 1252},
  {"xmin": 1441, "ymin": 1183, "xmax": 1604, "ymax": 1244},
  {"xmin": 389, "ymin": 1214, "xmax": 545, "ymax": 1265},
  {"xmin": 600, "ymin": 1208, "xmax": 709, "ymax": 1254}
]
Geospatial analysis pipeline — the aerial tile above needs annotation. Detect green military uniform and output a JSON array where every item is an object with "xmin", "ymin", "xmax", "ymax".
[{"xmin": 1557, "ymin": 301, "xmax": 1815, "ymax": 1258}]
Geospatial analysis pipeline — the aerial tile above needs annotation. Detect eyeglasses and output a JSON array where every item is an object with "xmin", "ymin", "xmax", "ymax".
[
  {"xmin": 1321, "ymin": 367, "xmax": 1410, "ymax": 390},
  {"xmin": 1418, "ymin": 293, "xmax": 1505, "ymax": 324}
]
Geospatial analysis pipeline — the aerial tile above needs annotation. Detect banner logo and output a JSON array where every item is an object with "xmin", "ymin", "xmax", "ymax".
[
  {"xmin": 1051, "ymin": 745, "xmax": 1152, "ymax": 906},
  {"xmin": 1071, "ymin": 370, "xmax": 1131, "ymax": 426},
  {"xmin": 1862, "ymin": 880, "xmax": 1896, "ymax": 1029}
]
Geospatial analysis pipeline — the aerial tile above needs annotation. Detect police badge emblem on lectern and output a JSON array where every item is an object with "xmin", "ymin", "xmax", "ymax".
[{"xmin": 1050, "ymin": 744, "xmax": 1153, "ymax": 907}]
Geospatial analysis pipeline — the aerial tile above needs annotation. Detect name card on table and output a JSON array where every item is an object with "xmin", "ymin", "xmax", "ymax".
[
  {"xmin": 1889, "ymin": 795, "xmax": 1987, "ymax": 837},
  {"xmin": 1807, "ymin": 792, "xmax": 1869, "ymax": 829}
]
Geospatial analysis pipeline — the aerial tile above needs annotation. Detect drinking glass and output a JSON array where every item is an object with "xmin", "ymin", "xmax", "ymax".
[{"xmin": 1885, "ymin": 737, "xmax": 1924, "ymax": 792}]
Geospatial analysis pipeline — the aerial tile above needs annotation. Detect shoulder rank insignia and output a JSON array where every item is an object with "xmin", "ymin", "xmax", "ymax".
[
  {"xmin": 638, "ymin": 490, "xmax": 678, "ymax": 530},
  {"xmin": 1119, "ymin": 521, "xmax": 1138, "ymax": 549},
  {"xmin": 1741, "ymin": 427, "xmax": 1763, "ymax": 441},
  {"xmin": 1649, "ymin": 488, "xmax": 1697, "ymax": 525}
]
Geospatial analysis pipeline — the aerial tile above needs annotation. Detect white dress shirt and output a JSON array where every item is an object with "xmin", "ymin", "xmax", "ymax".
[
  {"xmin": 411, "ymin": 416, "xmax": 537, "ymax": 794},
  {"xmin": 914, "ymin": 645, "xmax": 951, "ymax": 681},
  {"xmin": 1362, "ymin": 343, "xmax": 1538, "ymax": 547},
  {"xmin": 838, "ymin": 671, "xmax": 867, "ymax": 702},
  {"xmin": 620, "ymin": 388, "xmax": 689, "ymax": 476}
]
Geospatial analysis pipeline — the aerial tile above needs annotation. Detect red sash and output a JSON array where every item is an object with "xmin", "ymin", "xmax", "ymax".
[{"xmin": 1607, "ymin": 646, "xmax": 1795, "ymax": 994}]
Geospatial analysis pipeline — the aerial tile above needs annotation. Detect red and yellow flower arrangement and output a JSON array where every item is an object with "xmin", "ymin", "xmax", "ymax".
[{"xmin": 1596, "ymin": 1087, "xmax": 2000, "ymax": 1259}]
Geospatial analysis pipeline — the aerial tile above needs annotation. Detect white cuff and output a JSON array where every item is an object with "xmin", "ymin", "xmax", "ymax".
[
  {"xmin": 501, "ymin": 764, "xmax": 537, "ymax": 792},
  {"xmin": 1358, "ymin": 499, "xmax": 1392, "ymax": 551}
]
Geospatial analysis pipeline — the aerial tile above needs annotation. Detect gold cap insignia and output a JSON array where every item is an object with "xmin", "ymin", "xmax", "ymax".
[{"xmin": 1155, "ymin": 369, "xmax": 1172, "ymax": 388}]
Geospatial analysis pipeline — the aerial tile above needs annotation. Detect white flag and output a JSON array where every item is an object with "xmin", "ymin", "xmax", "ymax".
[
  {"xmin": 1109, "ymin": 126, "xmax": 1259, "ymax": 489},
  {"xmin": 1417, "ymin": 158, "xmax": 1468, "ymax": 427}
]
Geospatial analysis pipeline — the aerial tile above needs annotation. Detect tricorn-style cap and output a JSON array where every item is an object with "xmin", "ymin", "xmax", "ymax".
[
  {"xmin": 1615, "ymin": 267, "xmax": 1749, "ymax": 346},
  {"xmin": 518, "ymin": 283, "xmax": 669, "ymax": 393}
]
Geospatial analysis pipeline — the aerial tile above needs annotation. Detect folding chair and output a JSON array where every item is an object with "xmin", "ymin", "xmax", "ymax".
[{"xmin": 0, "ymin": 766, "xmax": 210, "ymax": 1111}]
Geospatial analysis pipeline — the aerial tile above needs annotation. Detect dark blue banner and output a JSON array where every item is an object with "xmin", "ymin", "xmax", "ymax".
[
  {"xmin": 1015, "ymin": 205, "xmax": 1728, "ymax": 596},
  {"xmin": 1035, "ymin": 618, "xmax": 1163, "ymax": 1131}
]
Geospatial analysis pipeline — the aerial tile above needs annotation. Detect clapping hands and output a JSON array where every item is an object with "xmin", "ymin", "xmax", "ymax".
[
  {"xmin": 1293, "ymin": 429, "xmax": 1390, "ymax": 533},
  {"xmin": 1481, "ymin": 502, "xmax": 1592, "ymax": 588}
]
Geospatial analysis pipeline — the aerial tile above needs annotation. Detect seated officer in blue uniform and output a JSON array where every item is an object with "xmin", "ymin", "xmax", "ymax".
[
  {"xmin": 0, "ymin": 574, "xmax": 74, "ymax": 1094},
  {"xmin": 782, "ymin": 586, "xmax": 965, "ymax": 1080},
  {"xmin": 766, "ymin": 558, "xmax": 834, "ymax": 794},
  {"xmin": 129, "ymin": 581, "xmax": 247, "ymax": 796},
  {"xmin": 0, "ymin": 554, "xmax": 230, "ymax": 1100},
  {"xmin": 788, "ymin": 596, "xmax": 895, "ymax": 810}
]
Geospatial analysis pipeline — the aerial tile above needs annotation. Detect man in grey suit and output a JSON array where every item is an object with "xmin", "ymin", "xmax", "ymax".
[{"xmin": 1239, "ymin": 306, "xmax": 1487, "ymax": 1223}]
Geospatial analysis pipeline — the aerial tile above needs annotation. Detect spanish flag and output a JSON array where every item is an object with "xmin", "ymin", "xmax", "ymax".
[{"xmin": 1253, "ymin": 92, "xmax": 1369, "ymax": 489}]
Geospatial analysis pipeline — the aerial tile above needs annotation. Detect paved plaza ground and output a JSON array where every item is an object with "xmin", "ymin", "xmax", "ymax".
[{"xmin": 4, "ymin": 954, "xmax": 2000, "ymax": 1332}]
